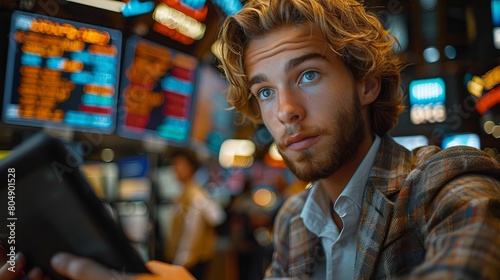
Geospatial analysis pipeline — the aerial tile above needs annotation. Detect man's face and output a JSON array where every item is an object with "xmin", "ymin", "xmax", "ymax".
[
  {"xmin": 244, "ymin": 24, "xmax": 366, "ymax": 182},
  {"xmin": 172, "ymin": 156, "xmax": 194, "ymax": 183}
]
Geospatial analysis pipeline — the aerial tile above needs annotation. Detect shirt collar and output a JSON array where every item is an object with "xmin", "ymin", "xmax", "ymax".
[
  {"xmin": 342, "ymin": 134, "xmax": 381, "ymax": 209},
  {"xmin": 300, "ymin": 135, "xmax": 381, "ymax": 235}
]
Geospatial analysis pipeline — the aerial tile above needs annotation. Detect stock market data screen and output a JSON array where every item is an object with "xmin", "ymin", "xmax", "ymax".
[{"xmin": 2, "ymin": 11, "xmax": 122, "ymax": 134}]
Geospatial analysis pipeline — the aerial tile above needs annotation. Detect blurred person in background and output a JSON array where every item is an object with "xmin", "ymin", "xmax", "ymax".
[{"xmin": 165, "ymin": 149, "xmax": 226, "ymax": 280}]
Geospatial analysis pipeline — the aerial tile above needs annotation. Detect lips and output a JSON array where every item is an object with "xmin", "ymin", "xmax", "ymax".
[{"xmin": 284, "ymin": 133, "xmax": 320, "ymax": 151}]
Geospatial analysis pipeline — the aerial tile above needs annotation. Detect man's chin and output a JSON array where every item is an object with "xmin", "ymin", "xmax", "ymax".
[
  {"xmin": 285, "ymin": 162, "xmax": 323, "ymax": 182},
  {"xmin": 283, "ymin": 154, "xmax": 342, "ymax": 182}
]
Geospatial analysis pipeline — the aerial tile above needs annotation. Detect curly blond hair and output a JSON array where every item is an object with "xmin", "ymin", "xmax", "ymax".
[{"xmin": 218, "ymin": 0, "xmax": 405, "ymax": 135}]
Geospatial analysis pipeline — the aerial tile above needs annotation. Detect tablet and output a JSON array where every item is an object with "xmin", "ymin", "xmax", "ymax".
[{"xmin": 0, "ymin": 132, "xmax": 149, "ymax": 279}]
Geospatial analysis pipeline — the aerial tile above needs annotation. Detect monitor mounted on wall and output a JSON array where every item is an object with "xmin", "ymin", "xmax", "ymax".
[
  {"xmin": 2, "ymin": 10, "xmax": 123, "ymax": 134},
  {"xmin": 117, "ymin": 35, "xmax": 198, "ymax": 146}
]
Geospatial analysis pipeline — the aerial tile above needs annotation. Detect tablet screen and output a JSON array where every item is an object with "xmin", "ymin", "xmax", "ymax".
[{"xmin": 0, "ymin": 133, "xmax": 148, "ymax": 279}]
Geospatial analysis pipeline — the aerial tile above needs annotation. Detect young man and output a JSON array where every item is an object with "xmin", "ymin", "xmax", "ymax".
[
  {"xmin": 2, "ymin": 0, "xmax": 500, "ymax": 279},
  {"xmin": 217, "ymin": 0, "xmax": 500, "ymax": 279}
]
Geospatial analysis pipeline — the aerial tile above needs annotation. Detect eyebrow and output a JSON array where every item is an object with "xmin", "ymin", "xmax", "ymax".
[
  {"xmin": 247, "ymin": 52, "xmax": 330, "ymax": 89},
  {"xmin": 248, "ymin": 73, "xmax": 268, "ymax": 89},
  {"xmin": 284, "ymin": 52, "xmax": 329, "ymax": 73}
]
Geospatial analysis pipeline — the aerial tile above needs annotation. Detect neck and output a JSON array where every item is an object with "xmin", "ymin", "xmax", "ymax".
[
  {"xmin": 180, "ymin": 177, "xmax": 194, "ymax": 187},
  {"xmin": 319, "ymin": 133, "xmax": 374, "ymax": 203}
]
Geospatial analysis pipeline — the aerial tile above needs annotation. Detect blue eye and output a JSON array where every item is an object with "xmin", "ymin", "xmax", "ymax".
[
  {"xmin": 258, "ymin": 88, "xmax": 274, "ymax": 100},
  {"xmin": 300, "ymin": 70, "xmax": 319, "ymax": 84}
]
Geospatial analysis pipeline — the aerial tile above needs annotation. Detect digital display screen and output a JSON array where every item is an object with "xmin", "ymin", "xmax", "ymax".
[
  {"xmin": 442, "ymin": 133, "xmax": 481, "ymax": 149},
  {"xmin": 393, "ymin": 135, "xmax": 429, "ymax": 151},
  {"xmin": 409, "ymin": 77, "xmax": 447, "ymax": 125},
  {"xmin": 191, "ymin": 64, "xmax": 233, "ymax": 155},
  {"xmin": 117, "ymin": 36, "xmax": 198, "ymax": 145},
  {"xmin": 2, "ymin": 11, "xmax": 122, "ymax": 133}
]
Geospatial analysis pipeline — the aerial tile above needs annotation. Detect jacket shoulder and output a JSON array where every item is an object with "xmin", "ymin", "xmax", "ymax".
[{"xmin": 410, "ymin": 145, "xmax": 500, "ymax": 183}]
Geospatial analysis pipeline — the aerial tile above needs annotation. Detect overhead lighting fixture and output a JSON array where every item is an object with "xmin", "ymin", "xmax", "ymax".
[
  {"xmin": 212, "ymin": 0, "xmax": 243, "ymax": 15},
  {"xmin": 153, "ymin": 3, "xmax": 206, "ymax": 41},
  {"xmin": 153, "ymin": 22, "xmax": 194, "ymax": 45},
  {"xmin": 160, "ymin": 0, "xmax": 208, "ymax": 21},
  {"xmin": 218, "ymin": 139, "xmax": 255, "ymax": 169},
  {"xmin": 423, "ymin": 46, "xmax": 440, "ymax": 63},
  {"xmin": 179, "ymin": 0, "xmax": 207, "ymax": 10},
  {"xmin": 122, "ymin": 0, "xmax": 155, "ymax": 17},
  {"xmin": 67, "ymin": 0, "xmax": 156, "ymax": 17}
]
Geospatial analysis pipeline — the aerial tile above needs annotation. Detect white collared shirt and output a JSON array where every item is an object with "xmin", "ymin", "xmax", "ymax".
[{"xmin": 300, "ymin": 135, "xmax": 381, "ymax": 279}]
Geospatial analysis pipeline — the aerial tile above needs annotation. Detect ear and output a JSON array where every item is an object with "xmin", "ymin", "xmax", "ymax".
[{"xmin": 357, "ymin": 76, "xmax": 381, "ymax": 106}]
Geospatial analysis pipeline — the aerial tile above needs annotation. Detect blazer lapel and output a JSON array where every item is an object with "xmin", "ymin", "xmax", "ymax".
[
  {"xmin": 354, "ymin": 135, "xmax": 412, "ymax": 279},
  {"xmin": 354, "ymin": 185, "xmax": 394, "ymax": 279}
]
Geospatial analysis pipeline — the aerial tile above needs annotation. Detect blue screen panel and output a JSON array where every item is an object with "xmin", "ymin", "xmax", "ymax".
[
  {"xmin": 117, "ymin": 36, "xmax": 198, "ymax": 146},
  {"xmin": 442, "ymin": 133, "xmax": 481, "ymax": 149},
  {"xmin": 2, "ymin": 11, "xmax": 122, "ymax": 134},
  {"xmin": 393, "ymin": 135, "xmax": 429, "ymax": 151},
  {"xmin": 409, "ymin": 77, "xmax": 446, "ymax": 106},
  {"xmin": 409, "ymin": 77, "xmax": 447, "ymax": 125}
]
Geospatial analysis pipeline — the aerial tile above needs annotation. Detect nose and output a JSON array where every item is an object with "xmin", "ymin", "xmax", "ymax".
[{"xmin": 277, "ymin": 88, "xmax": 305, "ymax": 124}]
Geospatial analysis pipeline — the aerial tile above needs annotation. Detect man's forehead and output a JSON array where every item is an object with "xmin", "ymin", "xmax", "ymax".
[{"xmin": 244, "ymin": 25, "xmax": 331, "ymax": 69}]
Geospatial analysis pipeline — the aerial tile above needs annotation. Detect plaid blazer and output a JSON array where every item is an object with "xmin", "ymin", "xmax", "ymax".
[{"xmin": 265, "ymin": 135, "xmax": 500, "ymax": 279}]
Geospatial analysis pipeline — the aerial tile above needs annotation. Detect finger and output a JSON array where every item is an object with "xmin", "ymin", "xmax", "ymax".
[
  {"xmin": 144, "ymin": 261, "xmax": 194, "ymax": 280},
  {"xmin": 51, "ymin": 253, "xmax": 129, "ymax": 280},
  {"xmin": 28, "ymin": 267, "xmax": 44, "ymax": 280},
  {"xmin": 134, "ymin": 272, "xmax": 195, "ymax": 280},
  {"xmin": 144, "ymin": 261, "xmax": 171, "ymax": 276},
  {"xmin": 0, "ymin": 252, "xmax": 26, "ymax": 280},
  {"xmin": 28, "ymin": 267, "xmax": 51, "ymax": 280},
  {"xmin": 134, "ymin": 274, "xmax": 168, "ymax": 280}
]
